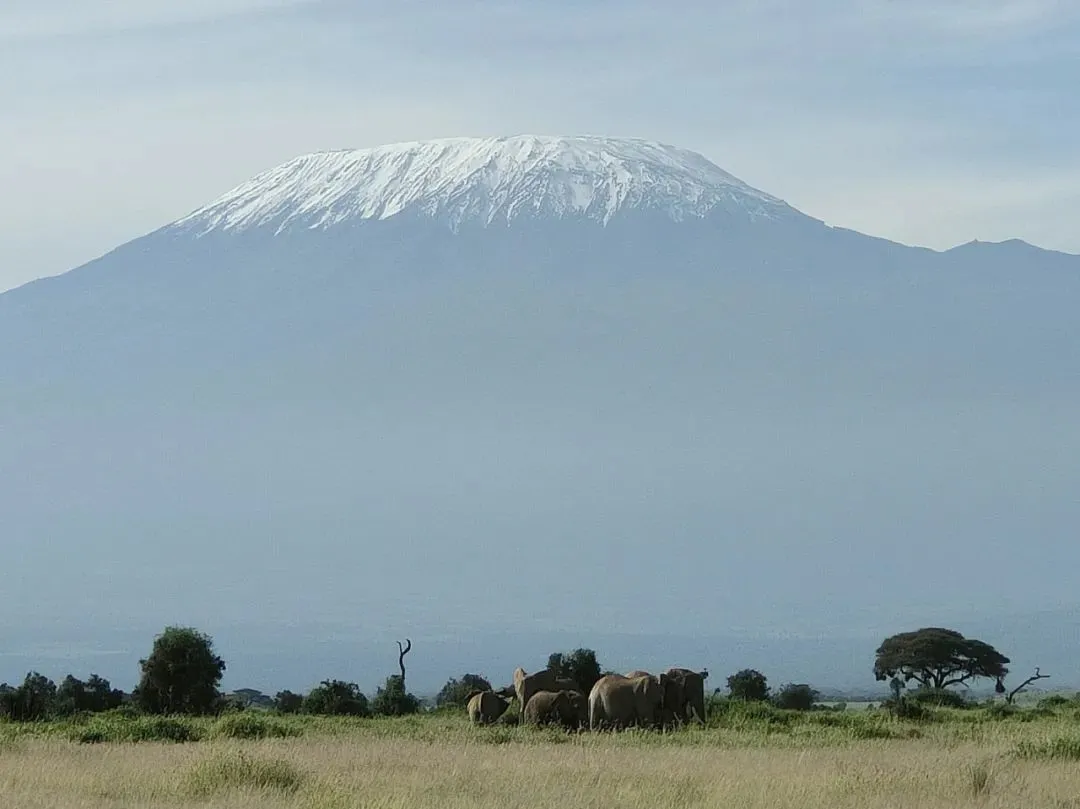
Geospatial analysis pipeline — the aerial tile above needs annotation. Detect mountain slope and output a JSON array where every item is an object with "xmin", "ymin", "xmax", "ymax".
[{"xmin": 1, "ymin": 136, "xmax": 1079, "ymax": 690}]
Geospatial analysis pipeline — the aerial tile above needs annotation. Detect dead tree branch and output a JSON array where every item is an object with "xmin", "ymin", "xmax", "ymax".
[
  {"xmin": 1005, "ymin": 667, "xmax": 1050, "ymax": 704},
  {"xmin": 397, "ymin": 639, "xmax": 412, "ymax": 688}
]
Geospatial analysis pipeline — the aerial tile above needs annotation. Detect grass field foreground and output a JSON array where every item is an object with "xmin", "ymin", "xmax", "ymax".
[{"xmin": 2, "ymin": 701, "xmax": 1080, "ymax": 808}]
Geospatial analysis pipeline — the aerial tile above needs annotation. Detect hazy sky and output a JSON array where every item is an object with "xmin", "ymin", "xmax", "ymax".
[{"xmin": 1, "ymin": 0, "xmax": 1078, "ymax": 292}]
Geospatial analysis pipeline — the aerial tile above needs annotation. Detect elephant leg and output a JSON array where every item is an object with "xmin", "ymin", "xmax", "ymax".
[{"xmin": 692, "ymin": 694, "xmax": 706, "ymax": 724}]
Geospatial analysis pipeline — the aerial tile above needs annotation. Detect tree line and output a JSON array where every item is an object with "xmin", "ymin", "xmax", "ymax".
[{"xmin": 1, "ymin": 623, "xmax": 1031, "ymax": 722}]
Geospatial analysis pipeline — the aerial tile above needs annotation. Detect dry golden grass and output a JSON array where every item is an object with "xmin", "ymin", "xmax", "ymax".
[{"xmin": 3, "ymin": 726, "xmax": 1080, "ymax": 809}]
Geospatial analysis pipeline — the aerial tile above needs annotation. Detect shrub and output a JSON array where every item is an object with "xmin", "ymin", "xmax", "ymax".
[
  {"xmin": 984, "ymin": 702, "xmax": 1019, "ymax": 720},
  {"xmin": 436, "ymin": 675, "xmax": 493, "ymax": 708},
  {"xmin": 210, "ymin": 713, "xmax": 301, "ymax": 740},
  {"xmin": 303, "ymin": 680, "xmax": 369, "ymax": 716},
  {"xmin": 74, "ymin": 715, "xmax": 202, "ymax": 744},
  {"xmin": 101, "ymin": 704, "xmax": 141, "ymax": 719},
  {"xmin": 909, "ymin": 688, "xmax": 970, "ymax": 709},
  {"xmin": 129, "ymin": 716, "xmax": 201, "ymax": 742},
  {"xmin": 706, "ymin": 694, "xmax": 731, "ymax": 717},
  {"xmin": 772, "ymin": 684, "xmax": 819, "ymax": 711},
  {"xmin": 881, "ymin": 697, "xmax": 932, "ymax": 721},
  {"xmin": 274, "ymin": 690, "xmax": 304, "ymax": 714},
  {"xmin": 726, "ymin": 669, "xmax": 769, "ymax": 702},
  {"xmin": 1037, "ymin": 694, "xmax": 1070, "ymax": 709},
  {"xmin": 370, "ymin": 676, "xmax": 421, "ymax": 717}
]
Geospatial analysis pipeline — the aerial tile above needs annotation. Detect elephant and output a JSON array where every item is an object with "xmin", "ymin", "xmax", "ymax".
[
  {"xmin": 512, "ymin": 667, "xmax": 584, "ymax": 719},
  {"xmin": 624, "ymin": 670, "xmax": 685, "ymax": 729},
  {"xmin": 588, "ymin": 673, "xmax": 667, "ymax": 730},
  {"xmin": 663, "ymin": 668, "xmax": 709, "ymax": 725},
  {"xmin": 466, "ymin": 690, "xmax": 511, "ymax": 725},
  {"xmin": 523, "ymin": 689, "xmax": 585, "ymax": 729}
]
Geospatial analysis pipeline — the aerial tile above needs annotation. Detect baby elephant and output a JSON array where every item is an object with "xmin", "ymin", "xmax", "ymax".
[
  {"xmin": 523, "ymin": 689, "xmax": 587, "ymax": 730},
  {"xmin": 467, "ymin": 690, "xmax": 511, "ymax": 725}
]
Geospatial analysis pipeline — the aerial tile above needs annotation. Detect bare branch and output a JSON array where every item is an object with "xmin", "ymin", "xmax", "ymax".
[
  {"xmin": 1005, "ymin": 667, "xmax": 1049, "ymax": 705},
  {"xmin": 397, "ymin": 639, "xmax": 412, "ymax": 687}
]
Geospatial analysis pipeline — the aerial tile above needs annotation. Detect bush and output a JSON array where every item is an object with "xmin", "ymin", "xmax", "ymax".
[
  {"xmin": 209, "ymin": 713, "xmax": 302, "ymax": 740},
  {"xmin": 435, "ymin": 675, "xmax": 493, "ymax": 708},
  {"xmin": 984, "ymin": 702, "xmax": 1019, "ymax": 720},
  {"xmin": 302, "ymin": 680, "xmax": 369, "ymax": 716},
  {"xmin": 274, "ymin": 690, "xmax": 304, "ymax": 714},
  {"xmin": 881, "ymin": 697, "xmax": 932, "ymax": 721},
  {"xmin": 909, "ymin": 688, "xmax": 970, "ymax": 709},
  {"xmin": 1037, "ymin": 694, "xmax": 1070, "ymax": 709},
  {"xmin": 101, "ymin": 704, "xmax": 141, "ymax": 720},
  {"xmin": 772, "ymin": 684, "xmax": 819, "ymax": 711},
  {"xmin": 370, "ymin": 676, "xmax": 420, "ymax": 717},
  {"xmin": 75, "ymin": 715, "xmax": 202, "ymax": 744},
  {"xmin": 726, "ymin": 669, "xmax": 769, "ymax": 702}
]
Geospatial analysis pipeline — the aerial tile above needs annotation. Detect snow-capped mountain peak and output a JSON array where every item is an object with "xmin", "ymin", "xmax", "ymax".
[{"xmin": 169, "ymin": 135, "xmax": 796, "ymax": 235}]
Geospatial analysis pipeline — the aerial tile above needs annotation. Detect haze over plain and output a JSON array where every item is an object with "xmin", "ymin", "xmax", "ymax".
[{"xmin": 2, "ymin": 2, "xmax": 1078, "ymax": 694}]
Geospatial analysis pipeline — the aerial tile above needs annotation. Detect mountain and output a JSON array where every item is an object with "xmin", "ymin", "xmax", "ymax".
[
  {"xmin": 2, "ymin": 135, "xmax": 1079, "ymax": 692},
  {"xmin": 168, "ymin": 135, "xmax": 796, "ymax": 234}
]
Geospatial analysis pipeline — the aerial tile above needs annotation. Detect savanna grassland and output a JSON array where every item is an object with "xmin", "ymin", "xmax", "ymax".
[{"xmin": 3, "ymin": 700, "xmax": 1080, "ymax": 809}]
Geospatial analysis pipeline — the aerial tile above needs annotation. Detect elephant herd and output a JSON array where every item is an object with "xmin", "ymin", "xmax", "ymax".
[{"xmin": 466, "ymin": 666, "xmax": 709, "ymax": 731}]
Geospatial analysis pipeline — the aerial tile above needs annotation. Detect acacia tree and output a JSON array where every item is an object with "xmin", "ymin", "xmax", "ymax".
[{"xmin": 873, "ymin": 627, "xmax": 1009, "ymax": 690}]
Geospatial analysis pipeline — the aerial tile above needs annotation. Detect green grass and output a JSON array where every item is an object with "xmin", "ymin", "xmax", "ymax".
[{"xmin": 1, "ymin": 698, "xmax": 1077, "ymax": 752}]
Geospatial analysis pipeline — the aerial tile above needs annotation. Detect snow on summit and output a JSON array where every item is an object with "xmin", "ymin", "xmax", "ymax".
[{"xmin": 170, "ymin": 135, "xmax": 795, "ymax": 235}]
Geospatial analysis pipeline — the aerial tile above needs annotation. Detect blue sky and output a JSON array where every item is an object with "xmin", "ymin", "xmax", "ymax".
[{"xmin": 1, "ymin": 0, "xmax": 1078, "ymax": 292}]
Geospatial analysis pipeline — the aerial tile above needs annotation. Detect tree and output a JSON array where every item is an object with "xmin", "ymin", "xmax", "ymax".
[
  {"xmin": 1, "ymin": 672, "xmax": 57, "ymax": 721},
  {"xmin": 134, "ymin": 626, "xmax": 226, "ymax": 715},
  {"xmin": 85, "ymin": 674, "xmax": 124, "ymax": 712},
  {"xmin": 726, "ymin": 669, "xmax": 769, "ymax": 702},
  {"xmin": 873, "ymin": 628, "xmax": 1010, "ymax": 690},
  {"xmin": 546, "ymin": 648, "xmax": 603, "ymax": 694},
  {"xmin": 397, "ymin": 639, "xmax": 412, "ymax": 686},
  {"xmin": 1005, "ymin": 667, "xmax": 1050, "ymax": 705},
  {"xmin": 772, "ymin": 683, "xmax": 819, "ymax": 711},
  {"xmin": 371, "ymin": 675, "xmax": 421, "ymax": 716},
  {"xmin": 302, "ymin": 680, "xmax": 369, "ymax": 716},
  {"xmin": 55, "ymin": 674, "xmax": 122, "ymax": 715},
  {"xmin": 55, "ymin": 675, "xmax": 88, "ymax": 716},
  {"xmin": 435, "ymin": 674, "xmax": 493, "ymax": 707},
  {"xmin": 274, "ymin": 690, "xmax": 305, "ymax": 714}
]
